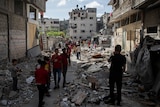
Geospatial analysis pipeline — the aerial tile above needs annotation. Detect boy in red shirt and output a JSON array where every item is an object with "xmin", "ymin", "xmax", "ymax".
[
  {"xmin": 51, "ymin": 48, "xmax": 62, "ymax": 89},
  {"xmin": 44, "ymin": 56, "xmax": 51, "ymax": 97},
  {"xmin": 35, "ymin": 60, "xmax": 48, "ymax": 107}
]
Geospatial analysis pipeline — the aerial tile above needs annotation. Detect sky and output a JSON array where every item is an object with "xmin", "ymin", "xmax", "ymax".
[{"xmin": 45, "ymin": 0, "xmax": 112, "ymax": 20}]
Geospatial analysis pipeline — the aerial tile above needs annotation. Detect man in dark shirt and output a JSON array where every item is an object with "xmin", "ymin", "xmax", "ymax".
[{"xmin": 107, "ymin": 45, "xmax": 126, "ymax": 105}]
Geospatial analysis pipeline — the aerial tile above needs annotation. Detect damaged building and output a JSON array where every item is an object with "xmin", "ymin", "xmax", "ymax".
[
  {"xmin": 108, "ymin": 0, "xmax": 160, "ymax": 97},
  {"xmin": 0, "ymin": 0, "xmax": 47, "ymax": 62}
]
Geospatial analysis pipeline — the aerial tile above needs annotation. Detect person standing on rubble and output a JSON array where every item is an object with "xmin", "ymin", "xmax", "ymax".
[
  {"xmin": 60, "ymin": 48, "xmax": 69, "ymax": 87},
  {"xmin": 107, "ymin": 45, "xmax": 126, "ymax": 106},
  {"xmin": 35, "ymin": 60, "xmax": 48, "ymax": 107},
  {"xmin": 9, "ymin": 59, "xmax": 21, "ymax": 91},
  {"xmin": 76, "ymin": 44, "xmax": 81, "ymax": 60},
  {"xmin": 51, "ymin": 48, "xmax": 62, "ymax": 89},
  {"xmin": 66, "ymin": 44, "xmax": 71, "ymax": 66}
]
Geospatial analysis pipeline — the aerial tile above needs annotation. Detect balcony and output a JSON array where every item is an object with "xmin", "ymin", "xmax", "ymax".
[
  {"xmin": 26, "ymin": 0, "xmax": 46, "ymax": 12},
  {"xmin": 132, "ymin": 0, "xmax": 146, "ymax": 8},
  {"xmin": 110, "ymin": 0, "xmax": 138, "ymax": 23},
  {"xmin": 132, "ymin": 0, "xmax": 159, "ymax": 9}
]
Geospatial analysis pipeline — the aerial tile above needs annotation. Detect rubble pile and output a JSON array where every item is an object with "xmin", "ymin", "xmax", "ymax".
[
  {"xmin": 56, "ymin": 46, "xmax": 160, "ymax": 107},
  {"xmin": 0, "ymin": 57, "xmax": 39, "ymax": 107}
]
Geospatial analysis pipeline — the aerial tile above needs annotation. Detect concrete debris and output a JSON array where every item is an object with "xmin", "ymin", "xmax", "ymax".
[
  {"xmin": 0, "ymin": 42, "xmax": 160, "ymax": 107},
  {"xmin": 60, "ymin": 101, "xmax": 69, "ymax": 107},
  {"xmin": 0, "ymin": 57, "xmax": 39, "ymax": 106},
  {"xmin": 86, "ymin": 63, "xmax": 103, "ymax": 73},
  {"xmin": 27, "ymin": 45, "xmax": 41, "ymax": 58},
  {"xmin": 26, "ymin": 76, "xmax": 35, "ymax": 84},
  {"xmin": 80, "ymin": 62, "xmax": 95, "ymax": 69},
  {"xmin": 0, "ymin": 100, "xmax": 8, "ymax": 106},
  {"xmin": 92, "ymin": 54, "xmax": 104, "ymax": 58},
  {"xmin": 9, "ymin": 91, "xmax": 18, "ymax": 99},
  {"xmin": 86, "ymin": 76, "xmax": 99, "ymax": 90},
  {"xmin": 71, "ymin": 91, "xmax": 87, "ymax": 105}
]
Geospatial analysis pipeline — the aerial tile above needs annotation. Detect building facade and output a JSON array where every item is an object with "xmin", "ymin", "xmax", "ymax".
[
  {"xmin": 60, "ymin": 20, "xmax": 69, "ymax": 36},
  {"xmin": 108, "ymin": 0, "xmax": 160, "ymax": 52},
  {"xmin": 100, "ymin": 12, "xmax": 113, "ymax": 36},
  {"xmin": 39, "ymin": 18, "xmax": 60, "ymax": 32},
  {"xmin": 69, "ymin": 6, "xmax": 97, "ymax": 40},
  {"xmin": 108, "ymin": 0, "xmax": 142, "ymax": 52},
  {"xmin": 0, "ymin": 0, "xmax": 47, "ymax": 61},
  {"xmin": 132, "ymin": 0, "xmax": 160, "ymax": 39}
]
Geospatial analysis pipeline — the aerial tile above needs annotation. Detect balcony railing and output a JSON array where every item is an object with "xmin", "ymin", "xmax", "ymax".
[
  {"xmin": 132, "ymin": 0, "xmax": 146, "ymax": 8},
  {"xmin": 112, "ymin": 0, "xmax": 132, "ymax": 19},
  {"xmin": 26, "ymin": 0, "xmax": 46, "ymax": 11}
]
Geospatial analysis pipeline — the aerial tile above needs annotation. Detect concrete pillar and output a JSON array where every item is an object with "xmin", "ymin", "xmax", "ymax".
[{"xmin": 158, "ymin": 25, "xmax": 160, "ymax": 39}]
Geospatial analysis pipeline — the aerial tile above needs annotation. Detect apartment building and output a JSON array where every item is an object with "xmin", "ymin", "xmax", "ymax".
[
  {"xmin": 108, "ymin": 0, "xmax": 142, "ymax": 52},
  {"xmin": 108, "ymin": 0, "xmax": 160, "ymax": 52},
  {"xmin": 60, "ymin": 20, "xmax": 69, "ymax": 36},
  {"xmin": 132, "ymin": 0, "xmax": 160, "ymax": 39},
  {"xmin": 69, "ymin": 6, "xmax": 97, "ymax": 40},
  {"xmin": 0, "ymin": 0, "xmax": 47, "ymax": 61},
  {"xmin": 39, "ymin": 18, "xmax": 60, "ymax": 31},
  {"xmin": 101, "ymin": 12, "xmax": 113, "ymax": 35}
]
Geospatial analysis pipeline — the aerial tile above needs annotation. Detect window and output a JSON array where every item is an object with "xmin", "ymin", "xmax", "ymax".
[
  {"xmin": 90, "ymin": 24, "xmax": 93, "ymax": 26},
  {"xmin": 81, "ymin": 30, "xmax": 85, "ymax": 33},
  {"xmin": 73, "ymin": 30, "xmax": 77, "ymax": 33},
  {"xmin": 14, "ymin": 0, "xmax": 23, "ymax": 16},
  {"xmin": 54, "ymin": 21, "xmax": 59, "ymax": 24},
  {"xmin": 29, "ymin": 6, "xmax": 37, "ymax": 20},
  {"xmin": 74, "ymin": 17, "xmax": 77, "ymax": 20},
  {"xmin": 147, "ymin": 26, "xmax": 157, "ymax": 33},
  {"xmin": 89, "ymin": 17, "xmax": 93, "ymax": 19},
  {"xmin": 81, "ymin": 24, "xmax": 85, "ymax": 26},
  {"xmin": 81, "ymin": 17, "xmax": 85, "ymax": 20}
]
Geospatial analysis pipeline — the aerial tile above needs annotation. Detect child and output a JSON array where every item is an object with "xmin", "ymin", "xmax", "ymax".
[
  {"xmin": 44, "ymin": 56, "xmax": 51, "ymax": 96},
  {"xmin": 9, "ymin": 59, "xmax": 21, "ymax": 91},
  {"xmin": 35, "ymin": 61, "xmax": 48, "ymax": 107}
]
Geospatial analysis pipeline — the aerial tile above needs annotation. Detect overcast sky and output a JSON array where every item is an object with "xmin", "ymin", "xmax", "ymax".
[{"xmin": 44, "ymin": 0, "xmax": 112, "ymax": 20}]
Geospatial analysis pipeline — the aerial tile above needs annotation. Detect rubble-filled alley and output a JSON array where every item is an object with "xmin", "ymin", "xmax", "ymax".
[{"xmin": 0, "ymin": 40, "xmax": 160, "ymax": 107}]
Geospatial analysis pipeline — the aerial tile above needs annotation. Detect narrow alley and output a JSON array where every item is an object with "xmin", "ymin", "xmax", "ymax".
[{"xmin": 8, "ymin": 45, "xmax": 158, "ymax": 107}]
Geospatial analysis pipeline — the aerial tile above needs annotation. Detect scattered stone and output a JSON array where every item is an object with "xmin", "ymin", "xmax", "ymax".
[
  {"xmin": 0, "ymin": 100, "xmax": 8, "ymax": 106},
  {"xmin": 71, "ymin": 91, "xmax": 87, "ymax": 105},
  {"xmin": 9, "ymin": 91, "xmax": 18, "ymax": 99},
  {"xmin": 26, "ymin": 76, "xmax": 35, "ymax": 84}
]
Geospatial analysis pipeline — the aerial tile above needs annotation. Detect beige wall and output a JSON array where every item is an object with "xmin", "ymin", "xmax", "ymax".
[
  {"xmin": 28, "ymin": 22, "xmax": 37, "ymax": 49},
  {"xmin": 114, "ymin": 21, "xmax": 141, "ymax": 52}
]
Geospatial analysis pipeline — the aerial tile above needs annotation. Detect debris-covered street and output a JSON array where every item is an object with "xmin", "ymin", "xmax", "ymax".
[
  {"xmin": 0, "ymin": 43, "xmax": 159, "ymax": 107},
  {"xmin": 1, "ymin": 0, "xmax": 160, "ymax": 107}
]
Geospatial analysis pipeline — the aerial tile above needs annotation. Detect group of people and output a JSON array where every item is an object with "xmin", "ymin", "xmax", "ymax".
[
  {"xmin": 35, "ymin": 45, "xmax": 71, "ymax": 107},
  {"xmin": 9, "ymin": 44, "xmax": 126, "ymax": 107}
]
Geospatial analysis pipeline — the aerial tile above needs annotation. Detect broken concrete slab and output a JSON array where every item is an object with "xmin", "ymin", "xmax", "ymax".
[
  {"xmin": 80, "ymin": 62, "xmax": 95, "ymax": 69},
  {"xmin": 0, "ymin": 100, "xmax": 8, "ymax": 106},
  {"xmin": 86, "ymin": 63, "xmax": 104, "ymax": 73},
  {"xmin": 71, "ymin": 91, "xmax": 87, "ymax": 105},
  {"xmin": 26, "ymin": 76, "xmax": 35, "ymax": 84},
  {"xmin": 9, "ymin": 91, "xmax": 18, "ymax": 99},
  {"xmin": 27, "ymin": 45, "xmax": 41, "ymax": 58},
  {"xmin": 92, "ymin": 54, "xmax": 104, "ymax": 58}
]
